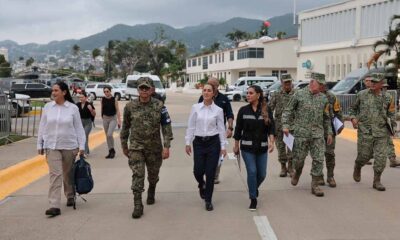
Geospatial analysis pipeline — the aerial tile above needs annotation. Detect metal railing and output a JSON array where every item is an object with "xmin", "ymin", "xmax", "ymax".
[{"xmin": 0, "ymin": 91, "xmax": 11, "ymax": 142}]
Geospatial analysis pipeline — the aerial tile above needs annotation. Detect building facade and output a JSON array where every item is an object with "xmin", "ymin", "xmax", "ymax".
[
  {"xmin": 297, "ymin": 0, "xmax": 400, "ymax": 81},
  {"xmin": 0, "ymin": 47, "xmax": 9, "ymax": 62},
  {"xmin": 186, "ymin": 37, "xmax": 298, "ymax": 86}
]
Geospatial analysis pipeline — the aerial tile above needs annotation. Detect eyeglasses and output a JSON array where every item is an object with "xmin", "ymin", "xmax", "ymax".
[{"xmin": 139, "ymin": 86, "xmax": 150, "ymax": 91}]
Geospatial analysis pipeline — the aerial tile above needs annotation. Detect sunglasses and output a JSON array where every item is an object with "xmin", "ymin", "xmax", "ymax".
[{"xmin": 139, "ymin": 86, "xmax": 150, "ymax": 91}]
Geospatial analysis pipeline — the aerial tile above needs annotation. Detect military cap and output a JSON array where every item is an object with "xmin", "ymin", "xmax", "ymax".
[
  {"xmin": 137, "ymin": 78, "xmax": 152, "ymax": 88},
  {"xmin": 369, "ymin": 73, "xmax": 385, "ymax": 82},
  {"xmin": 281, "ymin": 74, "xmax": 293, "ymax": 82},
  {"xmin": 310, "ymin": 72, "xmax": 326, "ymax": 84}
]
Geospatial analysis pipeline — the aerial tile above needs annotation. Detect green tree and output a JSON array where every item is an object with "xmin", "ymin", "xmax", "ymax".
[
  {"xmin": 114, "ymin": 39, "xmax": 148, "ymax": 77},
  {"xmin": 276, "ymin": 31, "xmax": 287, "ymax": 39},
  {"xmin": 372, "ymin": 15, "xmax": 400, "ymax": 70},
  {"xmin": 104, "ymin": 40, "xmax": 119, "ymax": 78},
  {"xmin": 226, "ymin": 29, "xmax": 250, "ymax": 47},
  {"xmin": 0, "ymin": 55, "xmax": 11, "ymax": 77},
  {"xmin": 72, "ymin": 44, "xmax": 80, "ymax": 57},
  {"xmin": 92, "ymin": 48, "xmax": 101, "ymax": 60},
  {"xmin": 26, "ymin": 57, "xmax": 34, "ymax": 67}
]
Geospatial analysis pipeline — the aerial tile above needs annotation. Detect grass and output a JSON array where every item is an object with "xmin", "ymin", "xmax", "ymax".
[
  {"xmin": 31, "ymin": 101, "xmax": 45, "ymax": 108},
  {"xmin": 0, "ymin": 135, "xmax": 29, "ymax": 146}
]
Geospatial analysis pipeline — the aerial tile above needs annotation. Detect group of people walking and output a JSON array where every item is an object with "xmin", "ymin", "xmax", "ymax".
[{"xmin": 37, "ymin": 72, "xmax": 400, "ymax": 218}]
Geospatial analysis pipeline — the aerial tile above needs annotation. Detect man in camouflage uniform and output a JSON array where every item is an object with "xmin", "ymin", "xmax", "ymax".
[
  {"xmin": 318, "ymin": 81, "xmax": 343, "ymax": 187},
  {"xmin": 382, "ymin": 79, "xmax": 400, "ymax": 168},
  {"xmin": 282, "ymin": 72, "xmax": 333, "ymax": 197},
  {"xmin": 120, "ymin": 78, "xmax": 173, "ymax": 218},
  {"xmin": 269, "ymin": 73, "xmax": 295, "ymax": 177},
  {"xmin": 350, "ymin": 73, "xmax": 396, "ymax": 191}
]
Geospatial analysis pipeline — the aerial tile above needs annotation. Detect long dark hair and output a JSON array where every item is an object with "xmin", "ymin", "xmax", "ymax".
[
  {"xmin": 249, "ymin": 85, "xmax": 270, "ymax": 125},
  {"xmin": 55, "ymin": 81, "xmax": 74, "ymax": 104}
]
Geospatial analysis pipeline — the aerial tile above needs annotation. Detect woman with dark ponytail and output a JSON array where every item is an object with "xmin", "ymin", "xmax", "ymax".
[
  {"xmin": 233, "ymin": 85, "xmax": 275, "ymax": 211},
  {"xmin": 37, "ymin": 81, "xmax": 86, "ymax": 217}
]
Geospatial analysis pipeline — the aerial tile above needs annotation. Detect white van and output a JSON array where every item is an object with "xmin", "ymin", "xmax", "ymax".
[
  {"xmin": 233, "ymin": 76, "xmax": 278, "ymax": 92},
  {"xmin": 125, "ymin": 75, "xmax": 166, "ymax": 101}
]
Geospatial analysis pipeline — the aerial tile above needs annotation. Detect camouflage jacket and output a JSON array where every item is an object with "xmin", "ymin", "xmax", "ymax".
[
  {"xmin": 268, "ymin": 88, "xmax": 295, "ymax": 127},
  {"xmin": 120, "ymin": 98, "xmax": 173, "ymax": 151},
  {"xmin": 349, "ymin": 89, "xmax": 396, "ymax": 137},
  {"xmin": 282, "ymin": 88, "xmax": 333, "ymax": 138},
  {"xmin": 324, "ymin": 90, "xmax": 344, "ymax": 136}
]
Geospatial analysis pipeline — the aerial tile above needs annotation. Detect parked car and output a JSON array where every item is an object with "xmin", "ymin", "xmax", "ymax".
[
  {"xmin": 110, "ymin": 83, "xmax": 128, "ymax": 100},
  {"xmin": 85, "ymin": 83, "xmax": 125, "ymax": 100},
  {"xmin": 232, "ymin": 76, "xmax": 278, "ymax": 92},
  {"xmin": 267, "ymin": 81, "xmax": 310, "ymax": 101},
  {"xmin": 240, "ymin": 81, "xmax": 275, "ymax": 101},
  {"xmin": 125, "ymin": 75, "xmax": 166, "ymax": 101},
  {"xmin": 11, "ymin": 83, "xmax": 52, "ymax": 98},
  {"xmin": 224, "ymin": 90, "xmax": 244, "ymax": 101},
  {"xmin": 0, "ymin": 88, "xmax": 31, "ymax": 117}
]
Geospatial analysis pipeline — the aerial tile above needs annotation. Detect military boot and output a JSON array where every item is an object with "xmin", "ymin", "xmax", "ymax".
[
  {"xmin": 373, "ymin": 172, "xmax": 386, "ymax": 191},
  {"xmin": 291, "ymin": 169, "xmax": 302, "ymax": 186},
  {"xmin": 389, "ymin": 157, "xmax": 400, "ymax": 168},
  {"xmin": 287, "ymin": 160, "xmax": 294, "ymax": 177},
  {"xmin": 279, "ymin": 163, "xmax": 288, "ymax": 177},
  {"xmin": 147, "ymin": 185, "xmax": 156, "ymax": 205},
  {"xmin": 317, "ymin": 176, "xmax": 325, "ymax": 186},
  {"xmin": 353, "ymin": 165, "xmax": 362, "ymax": 182},
  {"xmin": 326, "ymin": 167, "xmax": 336, "ymax": 188},
  {"xmin": 311, "ymin": 177, "xmax": 324, "ymax": 197},
  {"xmin": 132, "ymin": 193, "xmax": 144, "ymax": 219}
]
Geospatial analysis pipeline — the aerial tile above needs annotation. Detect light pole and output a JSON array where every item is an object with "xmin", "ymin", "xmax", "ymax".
[{"xmin": 293, "ymin": 0, "xmax": 297, "ymax": 25}]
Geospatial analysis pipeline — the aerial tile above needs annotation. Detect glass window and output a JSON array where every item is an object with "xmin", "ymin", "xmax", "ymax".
[
  {"xmin": 238, "ymin": 80, "xmax": 245, "ymax": 86},
  {"xmin": 192, "ymin": 59, "xmax": 197, "ymax": 66},
  {"xmin": 202, "ymin": 56, "xmax": 208, "ymax": 70},
  {"xmin": 86, "ymin": 84, "xmax": 95, "ymax": 89},
  {"xmin": 188, "ymin": 60, "xmax": 191, "ymax": 67},
  {"xmin": 272, "ymin": 70, "xmax": 279, "ymax": 77},
  {"xmin": 248, "ymin": 71, "xmax": 256, "ymax": 76},
  {"xmin": 237, "ymin": 48, "xmax": 264, "ymax": 59},
  {"xmin": 27, "ymin": 84, "xmax": 44, "ymax": 89},
  {"xmin": 222, "ymin": 53, "xmax": 224, "ymax": 62},
  {"xmin": 239, "ymin": 71, "xmax": 247, "ymax": 77},
  {"xmin": 230, "ymin": 51, "xmax": 234, "ymax": 61},
  {"xmin": 209, "ymin": 55, "xmax": 213, "ymax": 64}
]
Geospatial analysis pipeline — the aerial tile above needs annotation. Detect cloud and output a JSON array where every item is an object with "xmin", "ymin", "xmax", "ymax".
[{"xmin": 0, "ymin": 0, "xmax": 340, "ymax": 44}]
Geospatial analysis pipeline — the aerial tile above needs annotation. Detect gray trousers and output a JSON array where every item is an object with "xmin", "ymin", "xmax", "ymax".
[
  {"xmin": 102, "ymin": 115, "xmax": 117, "ymax": 150},
  {"xmin": 81, "ymin": 118, "xmax": 92, "ymax": 154},
  {"xmin": 46, "ymin": 149, "xmax": 78, "ymax": 208}
]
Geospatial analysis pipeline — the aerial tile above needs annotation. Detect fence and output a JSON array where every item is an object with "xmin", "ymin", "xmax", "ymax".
[
  {"xmin": 336, "ymin": 90, "xmax": 398, "ymax": 119},
  {"xmin": 0, "ymin": 91, "xmax": 11, "ymax": 142}
]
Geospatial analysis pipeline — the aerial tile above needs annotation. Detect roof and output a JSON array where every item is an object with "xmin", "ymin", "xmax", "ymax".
[{"xmin": 299, "ymin": 0, "xmax": 354, "ymax": 14}]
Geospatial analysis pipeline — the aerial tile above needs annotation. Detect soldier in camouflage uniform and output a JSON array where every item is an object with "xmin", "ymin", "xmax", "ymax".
[
  {"xmin": 318, "ymin": 82, "xmax": 343, "ymax": 187},
  {"xmin": 269, "ymin": 74, "xmax": 295, "ymax": 177},
  {"xmin": 120, "ymin": 78, "xmax": 173, "ymax": 218},
  {"xmin": 282, "ymin": 72, "xmax": 333, "ymax": 197},
  {"xmin": 350, "ymin": 73, "xmax": 396, "ymax": 191},
  {"xmin": 382, "ymin": 80, "xmax": 400, "ymax": 168}
]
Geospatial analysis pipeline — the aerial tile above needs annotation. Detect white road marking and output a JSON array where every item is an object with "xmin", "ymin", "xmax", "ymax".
[{"xmin": 253, "ymin": 216, "xmax": 278, "ymax": 240}]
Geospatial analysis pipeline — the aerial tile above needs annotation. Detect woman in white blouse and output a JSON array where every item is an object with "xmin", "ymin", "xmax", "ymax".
[
  {"xmin": 185, "ymin": 84, "xmax": 227, "ymax": 211},
  {"xmin": 37, "ymin": 81, "xmax": 86, "ymax": 217}
]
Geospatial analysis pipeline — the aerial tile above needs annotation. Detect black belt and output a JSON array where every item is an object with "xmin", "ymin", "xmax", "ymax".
[{"xmin": 195, "ymin": 134, "xmax": 219, "ymax": 142}]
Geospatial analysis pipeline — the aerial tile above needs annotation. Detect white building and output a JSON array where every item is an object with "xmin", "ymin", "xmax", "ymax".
[
  {"xmin": 0, "ymin": 47, "xmax": 9, "ymax": 62},
  {"xmin": 186, "ymin": 37, "xmax": 298, "ymax": 86},
  {"xmin": 297, "ymin": 0, "xmax": 400, "ymax": 81}
]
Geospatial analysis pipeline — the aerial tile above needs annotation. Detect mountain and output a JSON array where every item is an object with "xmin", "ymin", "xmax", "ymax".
[{"xmin": 0, "ymin": 13, "xmax": 297, "ymax": 62}]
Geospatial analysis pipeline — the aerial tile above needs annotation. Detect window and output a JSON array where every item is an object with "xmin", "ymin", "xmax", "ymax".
[
  {"xmin": 348, "ymin": 64, "xmax": 352, "ymax": 73},
  {"xmin": 280, "ymin": 70, "xmax": 287, "ymax": 75},
  {"xmin": 222, "ymin": 53, "xmax": 224, "ymax": 62},
  {"xmin": 332, "ymin": 65, "xmax": 335, "ymax": 77},
  {"xmin": 238, "ymin": 80, "xmax": 245, "ymax": 86},
  {"xmin": 215, "ymin": 55, "xmax": 217, "ymax": 63},
  {"xmin": 248, "ymin": 71, "xmax": 256, "ymax": 76},
  {"xmin": 198, "ymin": 58, "xmax": 201, "ymax": 65},
  {"xmin": 188, "ymin": 60, "xmax": 191, "ymax": 67},
  {"xmin": 202, "ymin": 56, "xmax": 208, "ymax": 70},
  {"xmin": 86, "ymin": 84, "xmax": 95, "ymax": 89},
  {"xmin": 218, "ymin": 54, "xmax": 221, "ymax": 63},
  {"xmin": 272, "ymin": 70, "xmax": 279, "ymax": 77},
  {"xmin": 239, "ymin": 71, "xmax": 247, "ymax": 77},
  {"xmin": 326, "ymin": 65, "xmax": 330, "ymax": 77},
  {"xmin": 27, "ymin": 84, "xmax": 44, "ymax": 89},
  {"xmin": 230, "ymin": 51, "xmax": 234, "ymax": 61},
  {"xmin": 98, "ymin": 84, "xmax": 111, "ymax": 89},
  {"xmin": 192, "ymin": 59, "xmax": 197, "ymax": 67},
  {"xmin": 337, "ymin": 64, "xmax": 340, "ymax": 77},
  {"xmin": 209, "ymin": 55, "xmax": 213, "ymax": 64},
  {"xmin": 237, "ymin": 48, "xmax": 264, "ymax": 59}
]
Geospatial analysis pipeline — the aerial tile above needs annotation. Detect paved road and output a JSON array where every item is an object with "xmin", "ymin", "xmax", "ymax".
[{"xmin": 1, "ymin": 91, "xmax": 400, "ymax": 240}]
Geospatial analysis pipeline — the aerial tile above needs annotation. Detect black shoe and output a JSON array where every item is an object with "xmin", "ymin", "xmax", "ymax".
[
  {"xmin": 199, "ymin": 187, "xmax": 205, "ymax": 199},
  {"xmin": 105, "ymin": 150, "xmax": 111, "ymax": 159},
  {"xmin": 249, "ymin": 199, "xmax": 257, "ymax": 211},
  {"xmin": 45, "ymin": 208, "xmax": 61, "ymax": 217},
  {"xmin": 66, "ymin": 198, "xmax": 75, "ymax": 207},
  {"xmin": 109, "ymin": 148, "xmax": 115, "ymax": 159},
  {"xmin": 205, "ymin": 202, "xmax": 214, "ymax": 211},
  {"xmin": 256, "ymin": 189, "xmax": 259, "ymax": 198}
]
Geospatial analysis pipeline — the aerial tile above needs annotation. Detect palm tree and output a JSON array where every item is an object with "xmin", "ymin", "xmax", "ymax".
[
  {"xmin": 72, "ymin": 44, "xmax": 80, "ymax": 57},
  {"xmin": 226, "ymin": 29, "xmax": 249, "ymax": 47},
  {"xmin": 370, "ymin": 15, "xmax": 400, "ymax": 70}
]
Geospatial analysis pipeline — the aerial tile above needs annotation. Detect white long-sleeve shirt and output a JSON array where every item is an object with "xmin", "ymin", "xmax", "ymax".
[
  {"xmin": 185, "ymin": 102, "xmax": 227, "ymax": 150},
  {"xmin": 37, "ymin": 101, "xmax": 86, "ymax": 151}
]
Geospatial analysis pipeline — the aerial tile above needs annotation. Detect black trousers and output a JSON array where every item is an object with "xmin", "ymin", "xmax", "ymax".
[{"xmin": 193, "ymin": 135, "xmax": 221, "ymax": 203}]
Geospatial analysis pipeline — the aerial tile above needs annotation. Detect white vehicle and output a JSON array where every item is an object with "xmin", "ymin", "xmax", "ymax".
[
  {"xmin": 85, "ymin": 83, "xmax": 126, "ymax": 101},
  {"xmin": 232, "ymin": 76, "xmax": 278, "ymax": 92},
  {"xmin": 110, "ymin": 83, "xmax": 128, "ymax": 100},
  {"xmin": 1, "ymin": 89, "xmax": 31, "ymax": 117},
  {"xmin": 125, "ymin": 75, "xmax": 166, "ymax": 101},
  {"xmin": 224, "ymin": 90, "xmax": 244, "ymax": 102}
]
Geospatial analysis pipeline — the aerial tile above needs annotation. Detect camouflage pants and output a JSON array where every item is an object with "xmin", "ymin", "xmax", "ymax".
[
  {"xmin": 292, "ymin": 137, "xmax": 325, "ymax": 177},
  {"xmin": 275, "ymin": 130, "xmax": 293, "ymax": 164},
  {"xmin": 388, "ymin": 137, "xmax": 396, "ymax": 159},
  {"xmin": 355, "ymin": 133, "xmax": 387, "ymax": 174},
  {"xmin": 129, "ymin": 149, "xmax": 163, "ymax": 194},
  {"xmin": 325, "ymin": 136, "xmax": 336, "ymax": 176}
]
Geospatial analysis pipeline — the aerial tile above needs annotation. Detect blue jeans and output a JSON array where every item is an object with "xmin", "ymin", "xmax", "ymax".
[{"xmin": 241, "ymin": 150, "xmax": 268, "ymax": 199}]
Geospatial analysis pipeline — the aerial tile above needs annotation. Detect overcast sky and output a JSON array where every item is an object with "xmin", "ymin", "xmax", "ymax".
[{"xmin": 0, "ymin": 0, "xmax": 341, "ymax": 44}]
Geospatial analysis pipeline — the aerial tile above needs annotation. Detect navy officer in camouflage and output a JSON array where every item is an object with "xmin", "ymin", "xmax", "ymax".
[
  {"xmin": 120, "ymin": 77, "xmax": 173, "ymax": 219},
  {"xmin": 268, "ymin": 73, "xmax": 295, "ymax": 177},
  {"xmin": 282, "ymin": 72, "xmax": 333, "ymax": 197},
  {"xmin": 350, "ymin": 73, "xmax": 396, "ymax": 191}
]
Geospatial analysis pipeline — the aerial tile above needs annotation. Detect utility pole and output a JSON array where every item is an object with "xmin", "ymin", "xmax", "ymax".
[{"xmin": 293, "ymin": 0, "xmax": 297, "ymax": 25}]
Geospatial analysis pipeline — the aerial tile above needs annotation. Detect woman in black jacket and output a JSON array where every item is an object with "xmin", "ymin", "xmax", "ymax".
[{"xmin": 233, "ymin": 85, "xmax": 275, "ymax": 211}]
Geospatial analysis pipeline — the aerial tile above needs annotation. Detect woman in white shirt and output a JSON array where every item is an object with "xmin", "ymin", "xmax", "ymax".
[
  {"xmin": 185, "ymin": 84, "xmax": 227, "ymax": 211},
  {"xmin": 37, "ymin": 81, "xmax": 86, "ymax": 217}
]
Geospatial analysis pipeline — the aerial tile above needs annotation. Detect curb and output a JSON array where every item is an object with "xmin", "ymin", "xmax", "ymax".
[{"xmin": 0, "ymin": 130, "xmax": 112, "ymax": 200}]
